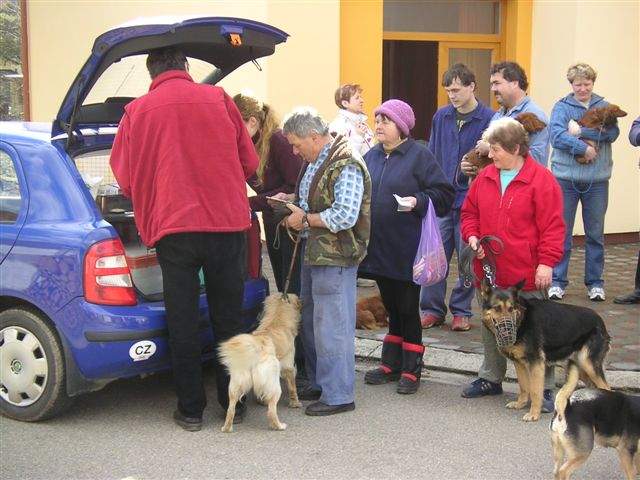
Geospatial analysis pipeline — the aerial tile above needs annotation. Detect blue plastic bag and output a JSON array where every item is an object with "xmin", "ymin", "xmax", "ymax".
[{"xmin": 412, "ymin": 198, "xmax": 447, "ymax": 286}]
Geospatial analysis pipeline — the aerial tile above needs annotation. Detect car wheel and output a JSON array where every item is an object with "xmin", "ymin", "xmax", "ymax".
[{"xmin": 0, "ymin": 308, "xmax": 73, "ymax": 421}]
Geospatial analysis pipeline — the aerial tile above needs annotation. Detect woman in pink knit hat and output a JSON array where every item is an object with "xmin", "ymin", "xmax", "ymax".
[{"xmin": 359, "ymin": 99, "xmax": 454, "ymax": 394}]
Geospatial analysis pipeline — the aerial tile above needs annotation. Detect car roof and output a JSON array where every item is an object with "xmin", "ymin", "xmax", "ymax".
[{"xmin": 0, "ymin": 122, "xmax": 52, "ymax": 145}]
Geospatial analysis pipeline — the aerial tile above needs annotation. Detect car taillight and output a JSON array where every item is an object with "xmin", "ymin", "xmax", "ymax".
[
  {"xmin": 246, "ymin": 215, "xmax": 262, "ymax": 279},
  {"xmin": 84, "ymin": 238, "xmax": 137, "ymax": 306}
]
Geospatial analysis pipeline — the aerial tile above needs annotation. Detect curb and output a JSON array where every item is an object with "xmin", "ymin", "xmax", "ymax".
[{"xmin": 355, "ymin": 337, "xmax": 640, "ymax": 391}]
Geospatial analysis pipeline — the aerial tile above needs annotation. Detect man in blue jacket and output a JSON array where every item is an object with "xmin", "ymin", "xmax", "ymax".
[
  {"xmin": 420, "ymin": 64, "xmax": 493, "ymax": 332},
  {"xmin": 463, "ymin": 61, "xmax": 550, "ymax": 170}
]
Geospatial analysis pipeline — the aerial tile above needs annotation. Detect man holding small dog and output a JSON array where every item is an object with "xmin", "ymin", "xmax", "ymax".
[
  {"xmin": 110, "ymin": 47, "xmax": 258, "ymax": 431},
  {"xmin": 271, "ymin": 108, "xmax": 371, "ymax": 416},
  {"xmin": 461, "ymin": 61, "xmax": 549, "ymax": 177}
]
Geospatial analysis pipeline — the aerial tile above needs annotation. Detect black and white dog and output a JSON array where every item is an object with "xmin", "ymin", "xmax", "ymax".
[{"xmin": 551, "ymin": 361, "xmax": 640, "ymax": 479}]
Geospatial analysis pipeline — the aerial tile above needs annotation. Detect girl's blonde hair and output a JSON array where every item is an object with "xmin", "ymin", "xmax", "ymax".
[{"xmin": 233, "ymin": 93, "xmax": 280, "ymax": 184}]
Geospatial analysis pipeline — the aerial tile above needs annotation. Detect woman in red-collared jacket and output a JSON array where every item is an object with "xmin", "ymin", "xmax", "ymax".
[{"xmin": 459, "ymin": 117, "xmax": 565, "ymax": 410}]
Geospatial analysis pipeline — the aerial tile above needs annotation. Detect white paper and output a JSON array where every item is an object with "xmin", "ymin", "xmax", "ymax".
[{"xmin": 393, "ymin": 194, "xmax": 413, "ymax": 212}]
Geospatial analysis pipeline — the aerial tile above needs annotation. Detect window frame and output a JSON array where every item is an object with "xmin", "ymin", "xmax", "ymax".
[{"xmin": 0, "ymin": 143, "xmax": 27, "ymax": 225}]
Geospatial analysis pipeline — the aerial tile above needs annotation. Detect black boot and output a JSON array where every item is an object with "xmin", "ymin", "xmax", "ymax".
[
  {"xmin": 397, "ymin": 342, "xmax": 425, "ymax": 394},
  {"xmin": 365, "ymin": 334, "xmax": 403, "ymax": 385}
]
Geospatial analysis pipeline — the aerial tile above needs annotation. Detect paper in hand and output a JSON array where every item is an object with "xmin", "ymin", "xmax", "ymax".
[{"xmin": 393, "ymin": 194, "xmax": 413, "ymax": 212}]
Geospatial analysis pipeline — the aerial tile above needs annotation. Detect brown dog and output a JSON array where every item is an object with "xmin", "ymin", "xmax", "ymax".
[
  {"xmin": 463, "ymin": 112, "xmax": 547, "ymax": 176},
  {"xmin": 578, "ymin": 104, "xmax": 627, "ymax": 129},
  {"xmin": 356, "ymin": 295, "xmax": 388, "ymax": 330},
  {"xmin": 575, "ymin": 104, "xmax": 627, "ymax": 164}
]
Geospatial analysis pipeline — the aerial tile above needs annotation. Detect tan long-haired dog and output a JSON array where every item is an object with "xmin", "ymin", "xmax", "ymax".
[{"xmin": 218, "ymin": 293, "xmax": 301, "ymax": 432}]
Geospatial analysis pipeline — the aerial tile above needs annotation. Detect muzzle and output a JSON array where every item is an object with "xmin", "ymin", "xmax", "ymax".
[{"xmin": 491, "ymin": 313, "xmax": 518, "ymax": 348}]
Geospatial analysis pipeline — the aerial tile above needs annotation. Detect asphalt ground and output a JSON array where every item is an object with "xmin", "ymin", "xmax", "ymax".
[{"xmin": 0, "ymin": 366, "xmax": 622, "ymax": 480}]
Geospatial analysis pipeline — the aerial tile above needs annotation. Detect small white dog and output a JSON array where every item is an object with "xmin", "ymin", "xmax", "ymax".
[{"xmin": 218, "ymin": 293, "xmax": 301, "ymax": 432}]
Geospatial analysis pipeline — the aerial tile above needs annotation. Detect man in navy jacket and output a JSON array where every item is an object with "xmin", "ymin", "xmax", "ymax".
[{"xmin": 419, "ymin": 64, "xmax": 494, "ymax": 332}]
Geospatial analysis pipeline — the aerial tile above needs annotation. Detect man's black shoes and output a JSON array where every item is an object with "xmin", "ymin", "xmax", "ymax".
[
  {"xmin": 298, "ymin": 386, "xmax": 322, "ymax": 401},
  {"xmin": 173, "ymin": 410, "xmax": 202, "ymax": 432},
  {"xmin": 613, "ymin": 291, "xmax": 640, "ymax": 304},
  {"xmin": 305, "ymin": 401, "xmax": 355, "ymax": 416}
]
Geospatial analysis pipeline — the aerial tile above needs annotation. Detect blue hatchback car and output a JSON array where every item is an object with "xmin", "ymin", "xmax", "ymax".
[{"xmin": 0, "ymin": 16, "xmax": 288, "ymax": 421}]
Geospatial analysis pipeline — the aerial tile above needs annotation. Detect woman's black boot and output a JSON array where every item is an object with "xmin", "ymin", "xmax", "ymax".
[
  {"xmin": 364, "ymin": 334, "xmax": 402, "ymax": 384},
  {"xmin": 397, "ymin": 342, "xmax": 425, "ymax": 394}
]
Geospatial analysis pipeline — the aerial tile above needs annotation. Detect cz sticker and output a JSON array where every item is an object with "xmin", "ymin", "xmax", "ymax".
[{"xmin": 129, "ymin": 340, "xmax": 157, "ymax": 362}]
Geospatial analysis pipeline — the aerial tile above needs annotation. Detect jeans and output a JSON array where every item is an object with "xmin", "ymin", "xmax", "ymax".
[
  {"xmin": 155, "ymin": 232, "xmax": 246, "ymax": 418},
  {"xmin": 420, "ymin": 208, "xmax": 475, "ymax": 318},
  {"xmin": 478, "ymin": 289, "xmax": 555, "ymax": 389},
  {"xmin": 552, "ymin": 179, "xmax": 609, "ymax": 289},
  {"xmin": 264, "ymin": 219, "xmax": 305, "ymax": 374},
  {"xmin": 300, "ymin": 257, "xmax": 357, "ymax": 405}
]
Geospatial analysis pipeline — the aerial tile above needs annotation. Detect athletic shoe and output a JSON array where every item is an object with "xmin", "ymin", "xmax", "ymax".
[
  {"xmin": 420, "ymin": 313, "xmax": 445, "ymax": 329},
  {"xmin": 451, "ymin": 316, "xmax": 471, "ymax": 331},
  {"xmin": 588, "ymin": 286, "xmax": 605, "ymax": 302},
  {"xmin": 461, "ymin": 378, "xmax": 503, "ymax": 398},
  {"xmin": 548, "ymin": 286, "xmax": 565, "ymax": 300},
  {"xmin": 541, "ymin": 389, "xmax": 554, "ymax": 413}
]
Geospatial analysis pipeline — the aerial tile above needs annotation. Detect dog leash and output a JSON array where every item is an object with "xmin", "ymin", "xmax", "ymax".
[
  {"xmin": 452, "ymin": 158, "xmax": 473, "ymax": 191},
  {"xmin": 460, "ymin": 235, "xmax": 504, "ymax": 288},
  {"xmin": 279, "ymin": 220, "xmax": 302, "ymax": 303}
]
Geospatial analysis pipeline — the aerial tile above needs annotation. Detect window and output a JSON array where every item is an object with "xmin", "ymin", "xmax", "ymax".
[
  {"xmin": 0, "ymin": 0, "xmax": 26, "ymax": 120},
  {"xmin": 384, "ymin": 0, "xmax": 501, "ymax": 34},
  {"xmin": 83, "ymin": 54, "xmax": 217, "ymax": 106},
  {"xmin": 0, "ymin": 150, "xmax": 22, "ymax": 223}
]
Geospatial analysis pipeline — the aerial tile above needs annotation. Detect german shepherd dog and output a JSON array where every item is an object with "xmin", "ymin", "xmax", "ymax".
[
  {"xmin": 218, "ymin": 293, "xmax": 301, "ymax": 432},
  {"xmin": 550, "ymin": 361, "xmax": 640, "ymax": 480},
  {"xmin": 479, "ymin": 279, "xmax": 611, "ymax": 422}
]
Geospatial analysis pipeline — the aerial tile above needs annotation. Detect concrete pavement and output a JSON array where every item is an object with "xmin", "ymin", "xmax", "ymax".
[{"xmin": 354, "ymin": 242, "xmax": 640, "ymax": 390}]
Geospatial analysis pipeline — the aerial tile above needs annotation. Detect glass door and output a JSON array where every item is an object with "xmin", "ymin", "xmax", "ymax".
[{"xmin": 437, "ymin": 42, "xmax": 500, "ymax": 109}]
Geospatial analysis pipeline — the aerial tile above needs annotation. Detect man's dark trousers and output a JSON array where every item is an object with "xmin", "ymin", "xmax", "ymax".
[{"xmin": 156, "ymin": 231, "xmax": 246, "ymax": 418}]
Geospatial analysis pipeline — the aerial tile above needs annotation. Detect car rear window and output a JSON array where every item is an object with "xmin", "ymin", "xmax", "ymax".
[{"xmin": 83, "ymin": 54, "xmax": 216, "ymax": 106}]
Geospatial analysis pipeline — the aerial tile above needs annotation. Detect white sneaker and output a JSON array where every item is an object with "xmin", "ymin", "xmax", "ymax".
[
  {"xmin": 548, "ymin": 286, "xmax": 565, "ymax": 300},
  {"xmin": 588, "ymin": 287, "xmax": 605, "ymax": 302}
]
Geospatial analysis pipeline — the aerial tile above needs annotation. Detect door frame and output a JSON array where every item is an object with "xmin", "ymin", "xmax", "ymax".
[
  {"xmin": 340, "ymin": 0, "xmax": 533, "ymax": 114},
  {"xmin": 436, "ymin": 41, "xmax": 501, "ymax": 109}
]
